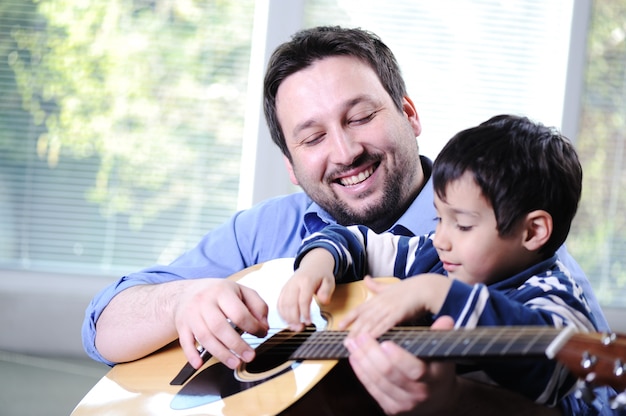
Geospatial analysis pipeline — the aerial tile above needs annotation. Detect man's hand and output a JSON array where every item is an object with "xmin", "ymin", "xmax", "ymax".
[
  {"xmin": 344, "ymin": 316, "xmax": 458, "ymax": 415},
  {"xmin": 95, "ymin": 277, "xmax": 269, "ymax": 370},
  {"xmin": 173, "ymin": 278, "xmax": 269, "ymax": 369}
]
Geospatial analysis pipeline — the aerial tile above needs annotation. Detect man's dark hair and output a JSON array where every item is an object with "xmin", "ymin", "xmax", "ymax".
[
  {"xmin": 263, "ymin": 26, "xmax": 407, "ymax": 160},
  {"xmin": 432, "ymin": 114, "xmax": 583, "ymax": 257}
]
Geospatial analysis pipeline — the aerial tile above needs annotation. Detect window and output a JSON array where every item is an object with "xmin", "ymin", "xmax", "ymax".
[
  {"xmin": 0, "ymin": 1, "xmax": 255, "ymax": 275},
  {"xmin": 304, "ymin": 0, "xmax": 574, "ymax": 157},
  {"xmin": 568, "ymin": 0, "xmax": 626, "ymax": 309},
  {"xmin": 1, "ymin": 0, "xmax": 624, "ymax": 314}
]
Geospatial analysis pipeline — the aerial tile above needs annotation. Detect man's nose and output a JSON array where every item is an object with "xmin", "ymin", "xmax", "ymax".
[{"xmin": 328, "ymin": 129, "xmax": 364, "ymax": 165}]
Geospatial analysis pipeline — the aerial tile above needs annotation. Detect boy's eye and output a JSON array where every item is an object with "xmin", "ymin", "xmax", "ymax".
[{"xmin": 457, "ymin": 225, "xmax": 473, "ymax": 232}]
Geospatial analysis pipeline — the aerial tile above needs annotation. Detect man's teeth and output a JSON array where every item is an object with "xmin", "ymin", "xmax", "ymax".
[{"xmin": 340, "ymin": 166, "xmax": 375, "ymax": 186}]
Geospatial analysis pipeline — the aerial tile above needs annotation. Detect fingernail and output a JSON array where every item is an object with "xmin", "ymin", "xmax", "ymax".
[
  {"xmin": 226, "ymin": 357, "xmax": 239, "ymax": 368},
  {"xmin": 242, "ymin": 351, "xmax": 254, "ymax": 362}
]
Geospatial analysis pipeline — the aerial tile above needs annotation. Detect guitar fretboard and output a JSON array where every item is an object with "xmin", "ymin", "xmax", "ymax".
[{"xmin": 290, "ymin": 326, "xmax": 572, "ymax": 361}]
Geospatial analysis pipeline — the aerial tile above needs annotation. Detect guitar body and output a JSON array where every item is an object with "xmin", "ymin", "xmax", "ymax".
[{"xmin": 71, "ymin": 258, "xmax": 388, "ymax": 416}]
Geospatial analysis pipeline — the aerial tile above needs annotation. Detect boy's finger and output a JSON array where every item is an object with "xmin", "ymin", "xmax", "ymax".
[
  {"xmin": 315, "ymin": 278, "xmax": 335, "ymax": 304},
  {"xmin": 299, "ymin": 291, "xmax": 312, "ymax": 324},
  {"xmin": 337, "ymin": 308, "xmax": 359, "ymax": 331},
  {"xmin": 363, "ymin": 275, "xmax": 385, "ymax": 294}
]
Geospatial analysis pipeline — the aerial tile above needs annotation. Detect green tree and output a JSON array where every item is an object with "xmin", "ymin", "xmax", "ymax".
[
  {"xmin": 8, "ymin": 0, "xmax": 254, "ymax": 230},
  {"xmin": 569, "ymin": 0, "xmax": 626, "ymax": 306}
]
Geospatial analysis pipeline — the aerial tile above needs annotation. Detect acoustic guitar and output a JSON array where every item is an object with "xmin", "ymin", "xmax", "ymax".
[{"xmin": 71, "ymin": 258, "xmax": 626, "ymax": 415}]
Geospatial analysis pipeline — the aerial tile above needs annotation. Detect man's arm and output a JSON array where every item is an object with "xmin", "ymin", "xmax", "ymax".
[
  {"xmin": 82, "ymin": 193, "xmax": 313, "ymax": 366},
  {"xmin": 95, "ymin": 277, "xmax": 269, "ymax": 369}
]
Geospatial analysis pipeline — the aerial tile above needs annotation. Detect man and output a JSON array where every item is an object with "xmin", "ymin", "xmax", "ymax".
[{"xmin": 84, "ymin": 26, "xmax": 610, "ymax": 414}]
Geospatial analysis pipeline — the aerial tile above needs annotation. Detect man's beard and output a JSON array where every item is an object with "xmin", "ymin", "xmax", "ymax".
[{"xmin": 318, "ymin": 174, "xmax": 406, "ymax": 233}]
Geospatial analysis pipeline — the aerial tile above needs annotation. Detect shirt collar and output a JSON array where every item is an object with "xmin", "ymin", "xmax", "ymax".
[{"xmin": 391, "ymin": 156, "xmax": 434, "ymax": 236}]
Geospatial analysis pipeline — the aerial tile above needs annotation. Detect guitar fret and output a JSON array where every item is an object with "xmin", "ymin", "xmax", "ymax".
[
  {"xmin": 524, "ymin": 327, "xmax": 549, "ymax": 355},
  {"xmin": 396, "ymin": 329, "xmax": 421, "ymax": 352},
  {"xmin": 384, "ymin": 329, "xmax": 427, "ymax": 355},
  {"xmin": 498, "ymin": 328, "xmax": 548, "ymax": 356},
  {"xmin": 479, "ymin": 326, "xmax": 504, "ymax": 355},
  {"xmin": 502, "ymin": 329, "xmax": 523, "ymax": 355},
  {"xmin": 443, "ymin": 330, "xmax": 479, "ymax": 357},
  {"xmin": 416, "ymin": 329, "xmax": 455, "ymax": 358},
  {"xmin": 327, "ymin": 333, "xmax": 347, "ymax": 358},
  {"xmin": 394, "ymin": 329, "xmax": 438, "ymax": 357}
]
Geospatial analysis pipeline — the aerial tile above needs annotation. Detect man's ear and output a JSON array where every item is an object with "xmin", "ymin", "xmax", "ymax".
[
  {"xmin": 402, "ymin": 95, "xmax": 422, "ymax": 137},
  {"xmin": 522, "ymin": 210, "xmax": 552, "ymax": 251},
  {"xmin": 283, "ymin": 155, "xmax": 299, "ymax": 186}
]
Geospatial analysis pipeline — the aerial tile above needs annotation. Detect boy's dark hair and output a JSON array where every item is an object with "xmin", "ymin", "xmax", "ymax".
[
  {"xmin": 432, "ymin": 114, "xmax": 582, "ymax": 257},
  {"xmin": 263, "ymin": 26, "xmax": 407, "ymax": 161}
]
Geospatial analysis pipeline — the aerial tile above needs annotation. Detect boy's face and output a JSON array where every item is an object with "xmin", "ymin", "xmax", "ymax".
[{"xmin": 432, "ymin": 172, "xmax": 530, "ymax": 285}]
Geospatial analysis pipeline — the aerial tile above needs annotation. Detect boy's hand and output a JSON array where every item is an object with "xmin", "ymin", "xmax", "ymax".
[
  {"xmin": 339, "ymin": 274, "xmax": 451, "ymax": 337},
  {"xmin": 278, "ymin": 248, "xmax": 336, "ymax": 331}
]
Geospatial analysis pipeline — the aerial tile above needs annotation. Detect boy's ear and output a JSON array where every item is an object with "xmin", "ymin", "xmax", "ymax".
[{"xmin": 522, "ymin": 210, "xmax": 552, "ymax": 251}]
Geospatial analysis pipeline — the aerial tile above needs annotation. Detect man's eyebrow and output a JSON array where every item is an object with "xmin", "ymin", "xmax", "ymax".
[
  {"xmin": 291, "ymin": 95, "xmax": 378, "ymax": 138},
  {"xmin": 292, "ymin": 119, "xmax": 317, "ymax": 138}
]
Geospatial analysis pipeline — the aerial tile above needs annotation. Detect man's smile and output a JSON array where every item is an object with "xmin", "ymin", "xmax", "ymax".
[{"xmin": 336, "ymin": 164, "xmax": 378, "ymax": 187}]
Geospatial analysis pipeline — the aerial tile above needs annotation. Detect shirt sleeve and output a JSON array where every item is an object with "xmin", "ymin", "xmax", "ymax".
[
  {"xmin": 294, "ymin": 224, "xmax": 440, "ymax": 282},
  {"xmin": 559, "ymin": 385, "xmax": 621, "ymax": 416},
  {"xmin": 437, "ymin": 269, "xmax": 598, "ymax": 406},
  {"xmin": 81, "ymin": 212, "xmax": 252, "ymax": 365},
  {"xmin": 82, "ymin": 193, "xmax": 312, "ymax": 364},
  {"xmin": 294, "ymin": 224, "xmax": 369, "ymax": 282}
]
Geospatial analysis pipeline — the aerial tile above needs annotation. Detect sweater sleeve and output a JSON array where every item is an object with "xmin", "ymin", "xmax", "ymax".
[
  {"xmin": 436, "ymin": 272, "xmax": 597, "ymax": 406},
  {"xmin": 294, "ymin": 224, "xmax": 440, "ymax": 282},
  {"xmin": 294, "ymin": 224, "xmax": 369, "ymax": 282}
]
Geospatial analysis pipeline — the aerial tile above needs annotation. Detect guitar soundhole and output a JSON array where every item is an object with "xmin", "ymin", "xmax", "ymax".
[{"xmin": 244, "ymin": 325, "xmax": 317, "ymax": 374}]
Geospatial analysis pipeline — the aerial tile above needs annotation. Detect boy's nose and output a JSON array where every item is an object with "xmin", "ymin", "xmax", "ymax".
[{"xmin": 433, "ymin": 228, "xmax": 451, "ymax": 252}]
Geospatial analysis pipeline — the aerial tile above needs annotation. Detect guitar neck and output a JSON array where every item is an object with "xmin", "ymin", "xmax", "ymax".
[{"xmin": 290, "ymin": 326, "xmax": 575, "ymax": 361}]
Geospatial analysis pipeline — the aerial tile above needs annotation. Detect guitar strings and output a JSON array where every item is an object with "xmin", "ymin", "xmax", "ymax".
[
  {"xmin": 242, "ymin": 326, "xmax": 557, "ymax": 346},
  {"xmin": 234, "ymin": 326, "xmax": 567, "ymax": 358}
]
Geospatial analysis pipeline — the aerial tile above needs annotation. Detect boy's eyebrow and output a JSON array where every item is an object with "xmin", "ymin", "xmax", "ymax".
[
  {"xmin": 451, "ymin": 208, "xmax": 481, "ymax": 217},
  {"xmin": 291, "ymin": 95, "xmax": 378, "ymax": 137},
  {"xmin": 434, "ymin": 200, "xmax": 480, "ymax": 218}
]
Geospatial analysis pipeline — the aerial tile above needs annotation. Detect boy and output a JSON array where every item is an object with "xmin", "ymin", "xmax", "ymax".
[{"xmin": 278, "ymin": 114, "xmax": 598, "ymax": 407}]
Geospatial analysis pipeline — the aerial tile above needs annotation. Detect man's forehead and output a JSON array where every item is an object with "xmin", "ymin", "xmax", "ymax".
[
  {"xmin": 275, "ymin": 58, "xmax": 386, "ymax": 135},
  {"xmin": 275, "ymin": 55, "xmax": 381, "ymax": 104}
]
